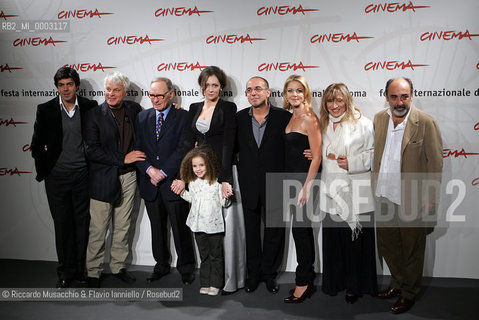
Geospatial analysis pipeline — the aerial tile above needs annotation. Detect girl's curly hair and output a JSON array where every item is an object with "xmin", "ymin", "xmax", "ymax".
[{"xmin": 180, "ymin": 145, "xmax": 220, "ymax": 185}]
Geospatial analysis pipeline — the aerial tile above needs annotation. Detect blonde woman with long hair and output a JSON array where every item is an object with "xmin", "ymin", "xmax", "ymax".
[{"xmin": 282, "ymin": 75, "xmax": 322, "ymax": 303}]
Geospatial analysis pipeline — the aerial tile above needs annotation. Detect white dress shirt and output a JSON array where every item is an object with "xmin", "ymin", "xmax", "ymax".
[
  {"xmin": 60, "ymin": 96, "xmax": 79, "ymax": 118},
  {"xmin": 375, "ymin": 109, "xmax": 411, "ymax": 205}
]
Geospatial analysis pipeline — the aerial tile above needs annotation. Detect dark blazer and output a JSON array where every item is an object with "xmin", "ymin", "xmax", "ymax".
[
  {"xmin": 135, "ymin": 105, "xmax": 189, "ymax": 202},
  {"xmin": 31, "ymin": 95, "xmax": 98, "ymax": 182},
  {"xmin": 235, "ymin": 105, "xmax": 292, "ymax": 209},
  {"xmin": 184, "ymin": 99, "xmax": 237, "ymax": 184},
  {"xmin": 84, "ymin": 100, "xmax": 142, "ymax": 203}
]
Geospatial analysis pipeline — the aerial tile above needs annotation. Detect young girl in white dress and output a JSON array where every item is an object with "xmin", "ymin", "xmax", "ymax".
[{"xmin": 178, "ymin": 145, "xmax": 230, "ymax": 296}]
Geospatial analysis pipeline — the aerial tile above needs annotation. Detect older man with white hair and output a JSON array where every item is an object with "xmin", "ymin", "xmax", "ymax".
[{"xmin": 84, "ymin": 72, "xmax": 145, "ymax": 287}]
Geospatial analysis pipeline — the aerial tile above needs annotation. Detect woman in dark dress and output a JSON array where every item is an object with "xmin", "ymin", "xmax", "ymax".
[
  {"xmin": 183, "ymin": 66, "xmax": 237, "ymax": 196},
  {"xmin": 172, "ymin": 66, "xmax": 244, "ymax": 294},
  {"xmin": 282, "ymin": 75, "xmax": 322, "ymax": 303}
]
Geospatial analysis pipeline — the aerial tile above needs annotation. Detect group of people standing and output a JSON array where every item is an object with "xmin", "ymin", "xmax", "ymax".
[{"xmin": 31, "ymin": 65, "xmax": 442, "ymax": 314}]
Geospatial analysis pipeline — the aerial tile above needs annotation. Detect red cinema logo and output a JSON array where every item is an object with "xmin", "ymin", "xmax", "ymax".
[
  {"xmin": 473, "ymin": 178, "xmax": 479, "ymax": 186},
  {"xmin": 311, "ymin": 32, "xmax": 373, "ymax": 43},
  {"xmin": 364, "ymin": 60, "xmax": 428, "ymax": 71},
  {"xmin": 0, "ymin": 11, "xmax": 18, "ymax": 19},
  {"xmin": 0, "ymin": 168, "xmax": 31, "ymax": 176},
  {"xmin": 155, "ymin": 6, "xmax": 213, "ymax": 17},
  {"xmin": 257, "ymin": 5, "xmax": 319, "ymax": 15},
  {"xmin": 258, "ymin": 62, "xmax": 319, "ymax": 72},
  {"xmin": 365, "ymin": 1, "xmax": 430, "ymax": 13},
  {"xmin": 57, "ymin": 9, "xmax": 113, "ymax": 19},
  {"xmin": 420, "ymin": 30, "xmax": 479, "ymax": 41},
  {"xmin": 206, "ymin": 34, "xmax": 266, "ymax": 44},
  {"xmin": 22, "ymin": 144, "xmax": 31, "ymax": 152},
  {"xmin": 107, "ymin": 35, "xmax": 164, "ymax": 45},
  {"xmin": 13, "ymin": 37, "xmax": 66, "ymax": 47},
  {"xmin": 443, "ymin": 148, "xmax": 479, "ymax": 159},
  {"xmin": 474, "ymin": 122, "xmax": 479, "ymax": 131},
  {"xmin": 64, "ymin": 63, "xmax": 116, "ymax": 72},
  {"xmin": 157, "ymin": 62, "xmax": 207, "ymax": 72},
  {"xmin": 0, "ymin": 64, "xmax": 23, "ymax": 72},
  {"xmin": 0, "ymin": 117, "xmax": 28, "ymax": 127}
]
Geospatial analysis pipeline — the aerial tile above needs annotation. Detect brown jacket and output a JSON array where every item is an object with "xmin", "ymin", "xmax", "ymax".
[{"xmin": 372, "ymin": 105, "xmax": 443, "ymax": 219}]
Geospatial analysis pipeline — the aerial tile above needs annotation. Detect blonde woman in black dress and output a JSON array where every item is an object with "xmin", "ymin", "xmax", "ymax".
[{"xmin": 282, "ymin": 75, "xmax": 322, "ymax": 303}]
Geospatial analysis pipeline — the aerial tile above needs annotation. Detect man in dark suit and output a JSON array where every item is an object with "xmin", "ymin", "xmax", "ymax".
[
  {"xmin": 83, "ymin": 72, "xmax": 145, "ymax": 287},
  {"xmin": 135, "ymin": 77, "xmax": 196, "ymax": 285},
  {"xmin": 235, "ymin": 76, "xmax": 292, "ymax": 294},
  {"xmin": 31, "ymin": 67, "xmax": 98, "ymax": 288}
]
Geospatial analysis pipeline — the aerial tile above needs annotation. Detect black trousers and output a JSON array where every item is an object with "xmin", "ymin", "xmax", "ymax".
[
  {"xmin": 195, "ymin": 232, "xmax": 224, "ymax": 288},
  {"xmin": 44, "ymin": 167, "xmax": 90, "ymax": 280},
  {"xmin": 145, "ymin": 191, "xmax": 195, "ymax": 275},
  {"xmin": 242, "ymin": 198, "xmax": 285, "ymax": 282},
  {"xmin": 291, "ymin": 224, "xmax": 316, "ymax": 286},
  {"xmin": 322, "ymin": 212, "xmax": 378, "ymax": 296}
]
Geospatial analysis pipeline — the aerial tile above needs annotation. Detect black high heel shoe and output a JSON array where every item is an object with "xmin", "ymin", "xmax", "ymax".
[
  {"xmin": 345, "ymin": 292, "xmax": 359, "ymax": 304},
  {"xmin": 284, "ymin": 283, "xmax": 316, "ymax": 303}
]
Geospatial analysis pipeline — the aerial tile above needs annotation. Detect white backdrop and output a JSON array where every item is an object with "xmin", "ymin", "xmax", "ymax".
[{"xmin": 0, "ymin": 0, "xmax": 478, "ymax": 279}]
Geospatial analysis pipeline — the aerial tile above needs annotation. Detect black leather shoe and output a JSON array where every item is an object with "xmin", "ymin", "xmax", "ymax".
[
  {"xmin": 146, "ymin": 271, "xmax": 169, "ymax": 283},
  {"xmin": 181, "ymin": 273, "xmax": 195, "ymax": 285},
  {"xmin": 87, "ymin": 277, "xmax": 100, "ymax": 288},
  {"xmin": 244, "ymin": 279, "xmax": 260, "ymax": 293},
  {"xmin": 284, "ymin": 283, "xmax": 316, "ymax": 303},
  {"xmin": 74, "ymin": 273, "xmax": 88, "ymax": 284},
  {"xmin": 113, "ymin": 268, "xmax": 136, "ymax": 284},
  {"xmin": 56, "ymin": 279, "xmax": 71, "ymax": 289},
  {"xmin": 265, "ymin": 279, "xmax": 279, "ymax": 294},
  {"xmin": 391, "ymin": 297, "xmax": 415, "ymax": 314},
  {"xmin": 345, "ymin": 293, "xmax": 359, "ymax": 304},
  {"xmin": 377, "ymin": 287, "xmax": 401, "ymax": 299}
]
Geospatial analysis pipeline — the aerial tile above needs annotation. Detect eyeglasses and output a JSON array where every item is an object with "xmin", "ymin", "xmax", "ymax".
[
  {"xmin": 245, "ymin": 87, "xmax": 267, "ymax": 95},
  {"xmin": 149, "ymin": 91, "xmax": 170, "ymax": 100}
]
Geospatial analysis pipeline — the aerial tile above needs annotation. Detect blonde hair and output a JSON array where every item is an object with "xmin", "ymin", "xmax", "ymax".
[
  {"xmin": 319, "ymin": 83, "xmax": 360, "ymax": 132},
  {"xmin": 282, "ymin": 74, "xmax": 312, "ymax": 111}
]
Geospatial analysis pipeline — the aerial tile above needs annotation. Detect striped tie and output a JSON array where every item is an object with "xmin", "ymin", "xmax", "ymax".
[{"xmin": 156, "ymin": 112, "xmax": 164, "ymax": 141}]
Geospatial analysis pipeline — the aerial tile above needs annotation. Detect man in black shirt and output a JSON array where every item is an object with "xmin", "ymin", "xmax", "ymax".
[{"xmin": 83, "ymin": 72, "xmax": 145, "ymax": 287}]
